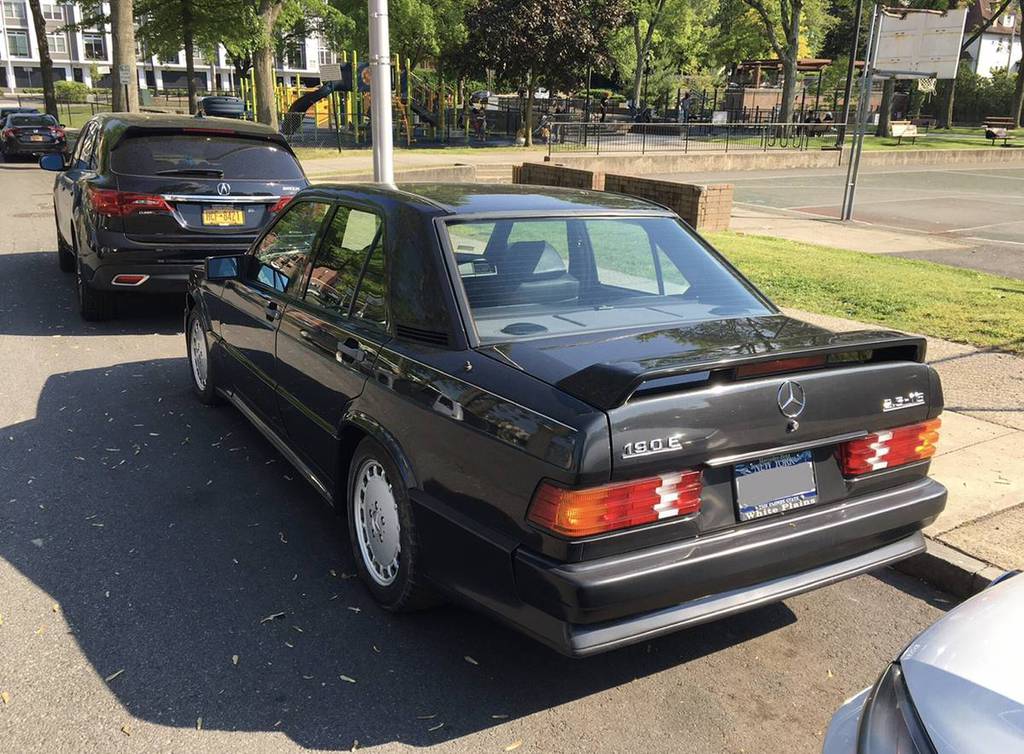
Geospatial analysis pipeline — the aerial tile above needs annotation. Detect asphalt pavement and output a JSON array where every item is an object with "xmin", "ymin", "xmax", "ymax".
[
  {"xmin": 652, "ymin": 163, "xmax": 1024, "ymax": 280},
  {"xmin": 0, "ymin": 159, "xmax": 957, "ymax": 753}
]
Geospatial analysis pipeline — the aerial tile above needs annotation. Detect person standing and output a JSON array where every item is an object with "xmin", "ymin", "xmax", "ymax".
[{"xmin": 678, "ymin": 91, "xmax": 692, "ymax": 124}]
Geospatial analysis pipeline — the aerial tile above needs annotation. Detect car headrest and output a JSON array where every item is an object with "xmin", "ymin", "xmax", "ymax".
[{"xmin": 500, "ymin": 241, "xmax": 567, "ymax": 278}]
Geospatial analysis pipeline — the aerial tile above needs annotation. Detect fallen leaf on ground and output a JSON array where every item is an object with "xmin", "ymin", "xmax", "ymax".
[
  {"xmin": 464, "ymin": 655, "xmax": 479, "ymax": 666},
  {"xmin": 34, "ymin": 626, "xmax": 44, "ymax": 635},
  {"xmin": 827, "ymin": 669, "xmax": 834, "ymax": 679},
  {"xmin": 291, "ymin": 625, "xmax": 303, "ymax": 633},
  {"xmin": 51, "ymin": 603, "xmax": 59, "ymax": 613},
  {"xmin": 259, "ymin": 612, "xmax": 286, "ymax": 624},
  {"xmin": 505, "ymin": 741, "xmax": 523, "ymax": 751},
  {"xmin": 1, "ymin": 691, "xmax": 9, "ymax": 705},
  {"xmin": 105, "ymin": 669, "xmax": 125, "ymax": 682},
  {"xmin": 347, "ymin": 606, "xmax": 361, "ymax": 613},
  {"xmin": 491, "ymin": 714, "xmax": 509, "ymax": 719},
  {"xmin": 284, "ymin": 642, "xmax": 294, "ymax": 648},
  {"xmin": 232, "ymin": 655, "xmax": 239, "ymax": 666},
  {"xmin": 416, "ymin": 714, "xmax": 437, "ymax": 720},
  {"xmin": 279, "ymin": 532, "xmax": 288, "ymax": 544},
  {"xmin": 428, "ymin": 722, "xmax": 444, "ymax": 732},
  {"xmin": 339, "ymin": 675, "xmax": 357, "ymax": 684},
  {"xmin": 120, "ymin": 724, "xmax": 131, "ymax": 737},
  {"xmin": 196, "ymin": 717, "xmax": 202, "ymax": 730}
]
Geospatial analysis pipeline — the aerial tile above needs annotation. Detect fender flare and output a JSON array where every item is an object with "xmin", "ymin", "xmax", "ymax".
[{"xmin": 341, "ymin": 409, "xmax": 419, "ymax": 493}]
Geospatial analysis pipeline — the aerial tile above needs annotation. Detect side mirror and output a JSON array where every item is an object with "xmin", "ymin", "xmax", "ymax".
[
  {"xmin": 205, "ymin": 254, "xmax": 245, "ymax": 281},
  {"xmin": 39, "ymin": 153, "xmax": 65, "ymax": 172}
]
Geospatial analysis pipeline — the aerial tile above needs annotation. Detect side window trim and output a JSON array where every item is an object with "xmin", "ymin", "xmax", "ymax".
[{"xmin": 346, "ymin": 222, "xmax": 385, "ymax": 320}]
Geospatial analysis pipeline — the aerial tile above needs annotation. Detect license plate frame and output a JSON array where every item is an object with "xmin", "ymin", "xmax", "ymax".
[
  {"xmin": 734, "ymin": 449, "xmax": 818, "ymax": 522},
  {"xmin": 202, "ymin": 206, "xmax": 245, "ymax": 227},
  {"xmin": 29, "ymin": 135, "xmax": 45, "ymax": 142}
]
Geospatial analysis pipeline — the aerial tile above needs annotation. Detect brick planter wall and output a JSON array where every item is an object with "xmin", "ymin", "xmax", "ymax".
[
  {"xmin": 604, "ymin": 175, "xmax": 733, "ymax": 231},
  {"xmin": 513, "ymin": 162, "xmax": 605, "ymax": 190}
]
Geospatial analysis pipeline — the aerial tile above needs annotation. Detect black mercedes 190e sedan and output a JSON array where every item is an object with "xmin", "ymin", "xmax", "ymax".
[{"xmin": 185, "ymin": 183, "xmax": 946, "ymax": 657}]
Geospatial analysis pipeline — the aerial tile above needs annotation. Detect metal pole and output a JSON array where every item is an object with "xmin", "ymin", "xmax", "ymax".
[
  {"xmin": 839, "ymin": 0, "xmax": 865, "ymax": 147},
  {"xmin": 841, "ymin": 2, "xmax": 881, "ymax": 221},
  {"xmin": 368, "ymin": 0, "xmax": 394, "ymax": 185}
]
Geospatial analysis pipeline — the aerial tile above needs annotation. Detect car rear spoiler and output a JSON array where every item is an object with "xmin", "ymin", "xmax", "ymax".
[{"xmin": 555, "ymin": 330, "xmax": 927, "ymax": 410}]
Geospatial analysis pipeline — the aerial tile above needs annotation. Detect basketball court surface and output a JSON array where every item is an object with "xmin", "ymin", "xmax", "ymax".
[{"xmin": 652, "ymin": 162, "xmax": 1024, "ymax": 279}]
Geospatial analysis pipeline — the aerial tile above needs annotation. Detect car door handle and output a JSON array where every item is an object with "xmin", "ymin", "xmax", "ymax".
[
  {"xmin": 264, "ymin": 300, "xmax": 281, "ymax": 322},
  {"xmin": 336, "ymin": 338, "xmax": 366, "ymax": 364}
]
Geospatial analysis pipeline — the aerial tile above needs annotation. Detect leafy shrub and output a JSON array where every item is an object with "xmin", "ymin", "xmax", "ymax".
[{"xmin": 55, "ymin": 80, "xmax": 91, "ymax": 103}]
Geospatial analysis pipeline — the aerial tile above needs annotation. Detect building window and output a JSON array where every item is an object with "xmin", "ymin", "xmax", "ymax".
[
  {"xmin": 41, "ymin": 2, "xmax": 62, "ymax": 21},
  {"xmin": 83, "ymin": 32, "xmax": 105, "ymax": 61},
  {"xmin": 6, "ymin": 29, "xmax": 29, "ymax": 57},
  {"xmin": 3, "ymin": 2, "xmax": 27, "ymax": 24},
  {"xmin": 318, "ymin": 47, "xmax": 337, "ymax": 66},
  {"xmin": 46, "ymin": 32, "xmax": 67, "ymax": 54},
  {"xmin": 282, "ymin": 39, "xmax": 305, "ymax": 69}
]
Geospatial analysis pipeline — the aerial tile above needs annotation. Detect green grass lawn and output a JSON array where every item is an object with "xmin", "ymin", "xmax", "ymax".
[
  {"xmin": 706, "ymin": 231, "xmax": 1024, "ymax": 355},
  {"xmin": 294, "ymin": 145, "xmax": 546, "ymax": 161},
  {"xmin": 858, "ymin": 133, "xmax": 1015, "ymax": 151}
]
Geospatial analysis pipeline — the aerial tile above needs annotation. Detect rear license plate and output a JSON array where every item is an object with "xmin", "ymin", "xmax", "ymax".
[
  {"xmin": 734, "ymin": 450, "xmax": 818, "ymax": 522},
  {"xmin": 202, "ymin": 206, "xmax": 244, "ymax": 226},
  {"xmin": 30, "ymin": 135, "xmax": 44, "ymax": 142}
]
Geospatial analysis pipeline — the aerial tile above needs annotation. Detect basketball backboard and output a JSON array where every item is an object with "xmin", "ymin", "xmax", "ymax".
[{"xmin": 875, "ymin": 7, "xmax": 968, "ymax": 79}]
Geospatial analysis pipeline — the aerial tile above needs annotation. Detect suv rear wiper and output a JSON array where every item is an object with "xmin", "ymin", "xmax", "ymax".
[{"xmin": 155, "ymin": 168, "xmax": 225, "ymax": 177}]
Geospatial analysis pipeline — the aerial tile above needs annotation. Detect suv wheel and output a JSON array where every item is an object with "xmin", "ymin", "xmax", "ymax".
[
  {"xmin": 347, "ymin": 438, "xmax": 439, "ymax": 612},
  {"xmin": 56, "ymin": 219, "xmax": 74, "ymax": 273},
  {"xmin": 187, "ymin": 308, "xmax": 222, "ymax": 405},
  {"xmin": 76, "ymin": 258, "xmax": 114, "ymax": 321}
]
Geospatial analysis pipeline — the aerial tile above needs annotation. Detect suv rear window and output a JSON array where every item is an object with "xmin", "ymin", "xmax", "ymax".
[
  {"xmin": 109, "ymin": 134, "xmax": 303, "ymax": 179},
  {"xmin": 445, "ymin": 216, "xmax": 772, "ymax": 343}
]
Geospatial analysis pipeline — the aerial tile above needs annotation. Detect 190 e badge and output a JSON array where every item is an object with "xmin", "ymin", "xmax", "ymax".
[{"xmin": 622, "ymin": 435, "xmax": 683, "ymax": 459}]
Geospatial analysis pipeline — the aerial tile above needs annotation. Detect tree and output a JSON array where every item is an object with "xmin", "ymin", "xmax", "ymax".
[
  {"xmin": 111, "ymin": 0, "xmax": 139, "ymax": 111},
  {"xmin": 1012, "ymin": 0, "xmax": 1024, "ymax": 126},
  {"xmin": 26, "ymin": 0, "xmax": 57, "ymax": 118},
  {"xmin": 460, "ymin": 0, "xmax": 627, "ymax": 145},
  {"xmin": 740, "ymin": 0, "xmax": 804, "ymax": 123}
]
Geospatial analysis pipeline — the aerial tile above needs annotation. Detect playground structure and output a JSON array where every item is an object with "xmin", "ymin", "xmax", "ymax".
[{"xmin": 238, "ymin": 55, "xmax": 478, "ymax": 148}]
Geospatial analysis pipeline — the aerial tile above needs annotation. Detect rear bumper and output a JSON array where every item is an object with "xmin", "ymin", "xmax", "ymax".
[
  {"xmin": 511, "ymin": 477, "xmax": 945, "ymax": 656},
  {"xmin": 89, "ymin": 261, "xmax": 203, "ymax": 293},
  {"xmin": 5, "ymin": 141, "xmax": 64, "ymax": 154}
]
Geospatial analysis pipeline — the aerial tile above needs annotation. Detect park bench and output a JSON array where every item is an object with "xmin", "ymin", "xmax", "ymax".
[
  {"xmin": 983, "ymin": 116, "xmax": 1016, "ymax": 146},
  {"xmin": 890, "ymin": 120, "xmax": 918, "ymax": 145}
]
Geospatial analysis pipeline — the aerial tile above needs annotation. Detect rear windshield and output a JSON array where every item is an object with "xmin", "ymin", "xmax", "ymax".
[
  {"xmin": 8, "ymin": 114, "xmax": 56, "ymax": 127},
  {"xmin": 109, "ymin": 134, "xmax": 303, "ymax": 179},
  {"xmin": 445, "ymin": 216, "xmax": 772, "ymax": 343}
]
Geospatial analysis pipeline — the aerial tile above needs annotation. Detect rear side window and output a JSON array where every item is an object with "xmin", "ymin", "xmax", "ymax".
[{"xmin": 109, "ymin": 134, "xmax": 303, "ymax": 179}]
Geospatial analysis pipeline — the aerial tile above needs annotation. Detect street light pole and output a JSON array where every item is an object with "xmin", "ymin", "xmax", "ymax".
[
  {"xmin": 839, "ymin": 0, "xmax": 865, "ymax": 147},
  {"xmin": 368, "ymin": 0, "xmax": 394, "ymax": 185}
]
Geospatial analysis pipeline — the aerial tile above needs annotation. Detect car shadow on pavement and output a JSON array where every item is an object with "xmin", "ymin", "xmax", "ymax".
[
  {"xmin": 0, "ymin": 251, "xmax": 184, "ymax": 336},
  {"xmin": 1, "ymin": 357, "xmax": 798, "ymax": 749}
]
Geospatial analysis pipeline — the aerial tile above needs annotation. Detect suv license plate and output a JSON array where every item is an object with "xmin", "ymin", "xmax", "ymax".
[
  {"xmin": 734, "ymin": 450, "xmax": 818, "ymax": 522},
  {"xmin": 202, "ymin": 207, "xmax": 244, "ymax": 226}
]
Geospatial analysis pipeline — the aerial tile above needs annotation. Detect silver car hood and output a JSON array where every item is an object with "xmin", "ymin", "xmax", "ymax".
[{"xmin": 900, "ymin": 574, "xmax": 1024, "ymax": 753}]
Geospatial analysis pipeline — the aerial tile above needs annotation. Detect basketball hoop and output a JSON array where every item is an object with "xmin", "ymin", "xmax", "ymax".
[{"xmin": 917, "ymin": 78, "xmax": 937, "ymax": 93}]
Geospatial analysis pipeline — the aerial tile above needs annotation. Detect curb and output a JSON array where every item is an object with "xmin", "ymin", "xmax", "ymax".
[{"xmin": 894, "ymin": 536, "xmax": 1006, "ymax": 598}]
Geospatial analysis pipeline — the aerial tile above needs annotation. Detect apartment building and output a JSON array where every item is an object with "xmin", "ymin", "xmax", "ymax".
[
  {"xmin": 1, "ymin": 1, "xmax": 333, "ymax": 94},
  {"xmin": 964, "ymin": 0, "xmax": 1022, "ymax": 77}
]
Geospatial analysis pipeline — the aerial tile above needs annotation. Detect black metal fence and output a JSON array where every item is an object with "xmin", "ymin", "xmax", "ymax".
[{"xmin": 548, "ymin": 122, "xmax": 845, "ymax": 156}]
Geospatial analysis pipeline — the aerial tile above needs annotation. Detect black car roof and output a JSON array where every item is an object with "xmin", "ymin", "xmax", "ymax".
[
  {"xmin": 305, "ymin": 182, "xmax": 666, "ymax": 216},
  {"xmin": 92, "ymin": 111, "xmax": 280, "ymax": 139}
]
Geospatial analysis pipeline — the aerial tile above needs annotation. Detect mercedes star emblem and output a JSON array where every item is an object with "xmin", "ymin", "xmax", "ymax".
[{"xmin": 777, "ymin": 381, "xmax": 806, "ymax": 419}]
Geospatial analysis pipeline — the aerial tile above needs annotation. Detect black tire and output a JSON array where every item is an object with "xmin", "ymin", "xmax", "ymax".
[
  {"xmin": 56, "ymin": 216, "xmax": 74, "ymax": 273},
  {"xmin": 346, "ymin": 438, "xmax": 439, "ymax": 612},
  {"xmin": 75, "ymin": 255, "xmax": 114, "ymax": 321},
  {"xmin": 186, "ymin": 307, "xmax": 223, "ymax": 405}
]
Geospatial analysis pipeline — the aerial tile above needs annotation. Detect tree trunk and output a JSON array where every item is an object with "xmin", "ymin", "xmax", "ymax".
[
  {"xmin": 254, "ymin": 1, "xmax": 285, "ymax": 129},
  {"xmin": 875, "ymin": 77, "xmax": 894, "ymax": 136},
  {"xmin": 524, "ymin": 70, "xmax": 535, "ymax": 147},
  {"xmin": 183, "ymin": 0, "xmax": 198, "ymax": 114},
  {"xmin": 778, "ymin": 1, "xmax": 802, "ymax": 124},
  {"xmin": 942, "ymin": 75, "xmax": 956, "ymax": 129},
  {"xmin": 630, "ymin": 0, "xmax": 666, "ymax": 108},
  {"xmin": 26, "ymin": 0, "xmax": 57, "ymax": 118},
  {"xmin": 109, "ymin": 0, "xmax": 139, "ymax": 112},
  {"xmin": 1013, "ymin": 1, "xmax": 1024, "ymax": 126}
]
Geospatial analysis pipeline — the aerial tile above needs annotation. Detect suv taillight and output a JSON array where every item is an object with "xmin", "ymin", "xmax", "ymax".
[
  {"xmin": 88, "ymin": 187, "xmax": 172, "ymax": 217},
  {"xmin": 837, "ymin": 419, "xmax": 941, "ymax": 476},
  {"xmin": 1, "ymin": 129, "xmax": 12, "ymax": 139},
  {"xmin": 527, "ymin": 471, "xmax": 703, "ymax": 538},
  {"xmin": 269, "ymin": 195, "xmax": 293, "ymax": 213}
]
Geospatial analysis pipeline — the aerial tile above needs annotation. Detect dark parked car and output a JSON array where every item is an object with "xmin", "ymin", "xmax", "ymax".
[
  {"xmin": 41, "ymin": 112, "xmax": 308, "ymax": 320},
  {"xmin": 0, "ymin": 106, "xmax": 39, "ymax": 121},
  {"xmin": 1, "ymin": 112, "xmax": 65, "ymax": 160},
  {"xmin": 185, "ymin": 184, "xmax": 947, "ymax": 657}
]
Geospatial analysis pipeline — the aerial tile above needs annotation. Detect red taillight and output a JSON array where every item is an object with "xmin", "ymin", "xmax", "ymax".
[
  {"xmin": 49, "ymin": 126, "xmax": 65, "ymax": 138},
  {"xmin": 838, "ymin": 419, "xmax": 941, "ymax": 476},
  {"xmin": 269, "ymin": 195, "xmax": 293, "ymax": 213},
  {"xmin": 88, "ymin": 187, "xmax": 172, "ymax": 217},
  {"xmin": 1, "ymin": 129, "xmax": 12, "ymax": 139},
  {"xmin": 527, "ymin": 471, "xmax": 703, "ymax": 538}
]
